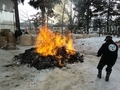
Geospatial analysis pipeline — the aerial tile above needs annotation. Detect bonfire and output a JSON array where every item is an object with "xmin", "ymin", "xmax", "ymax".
[{"xmin": 13, "ymin": 26, "xmax": 84, "ymax": 70}]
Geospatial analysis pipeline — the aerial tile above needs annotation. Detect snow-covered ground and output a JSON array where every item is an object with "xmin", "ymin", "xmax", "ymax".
[{"xmin": 0, "ymin": 35, "xmax": 120, "ymax": 90}]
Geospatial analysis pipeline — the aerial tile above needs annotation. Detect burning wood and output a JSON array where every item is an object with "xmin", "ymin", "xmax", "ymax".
[{"xmin": 13, "ymin": 26, "xmax": 84, "ymax": 70}]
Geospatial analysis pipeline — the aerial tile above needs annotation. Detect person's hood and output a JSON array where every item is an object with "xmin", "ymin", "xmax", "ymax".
[{"xmin": 104, "ymin": 36, "xmax": 112, "ymax": 41}]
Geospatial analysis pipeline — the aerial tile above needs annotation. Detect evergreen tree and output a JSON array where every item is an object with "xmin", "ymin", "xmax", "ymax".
[{"xmin": 73, "ymin": 0, "xmax": 120, "ymax": 34}]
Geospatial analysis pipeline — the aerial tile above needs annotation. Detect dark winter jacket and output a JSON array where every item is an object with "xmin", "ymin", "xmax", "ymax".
[
  {"xmin": 14, "ymin": 30, "xmax": 22, "ymax": 39},
  {"xmin": 97, "ymin": 39, "xmax": 118, "ymax": 65}
]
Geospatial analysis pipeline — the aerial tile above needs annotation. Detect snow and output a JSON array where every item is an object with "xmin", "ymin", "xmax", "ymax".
[
  {"xmin": 74, "ymin": 36, "xmax": 120, "ymax": 59},
  {"xmin": 0, "ymin": 35, "xmax": 120, "ymax": 90}
]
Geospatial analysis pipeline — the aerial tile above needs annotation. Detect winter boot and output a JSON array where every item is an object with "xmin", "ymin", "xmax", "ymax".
[
  {"xmin": 97, "ymin": 70, "xmax": 102, "ymax": 79},
  {"xmin": 105, "ymin": 72, "xmax": 111, "ymax": 81}
]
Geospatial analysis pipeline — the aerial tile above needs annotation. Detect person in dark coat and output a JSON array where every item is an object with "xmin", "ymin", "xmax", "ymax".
[
  {"xmin": 97, "ymin": 35, "xmax": 118, "ymax": 81},
  {"xmin": 14, "ymin": 28, "xmax": 22, "ymax": 44}
]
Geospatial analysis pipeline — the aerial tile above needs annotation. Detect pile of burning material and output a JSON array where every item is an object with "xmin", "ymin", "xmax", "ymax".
[{"xmin": 13, "ymin": 26, "xmax": 84, "ymax": 70}]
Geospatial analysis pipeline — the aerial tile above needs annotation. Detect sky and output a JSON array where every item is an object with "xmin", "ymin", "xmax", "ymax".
[
  {"xmin": 18, "ymin": 0, "xmax": 40, "ymax": 22},
  {"xmin": 0, "ymin": 35, "xmax": 120, "ymax": 90}
]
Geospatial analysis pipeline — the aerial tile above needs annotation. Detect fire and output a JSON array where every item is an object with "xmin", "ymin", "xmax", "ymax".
[
  {"xmin": 35, "ymin": 26, "xmax": 76, "ymax": 57},
  {"xmin": 12, "ymin": 26, "xmax": 84, "ymax": 70}
]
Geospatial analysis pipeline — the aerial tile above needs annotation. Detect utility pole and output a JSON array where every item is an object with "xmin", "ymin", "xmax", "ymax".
[
  {"xmin": 70, "ymin": 0, "xmax": 73, "ymax": 32},
  {"xmin": 86, "ymin": 0, "xmax": 90, "ymax": 34},
  {"xmin": 107, "ymin": 0, "xmax": 110, "ymax": 33},
  {"xmin": 61, "ymin": 1, "xmax": 66, "ymax": 34},
  {"xmin": 14, "ymin": 0, "xmax": 21, "ymax": 31}
]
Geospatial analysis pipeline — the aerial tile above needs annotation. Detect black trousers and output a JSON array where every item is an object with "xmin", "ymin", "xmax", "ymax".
[{"xmin": 97, "ymin": 61, "xmax": 113, "ymax": 73}]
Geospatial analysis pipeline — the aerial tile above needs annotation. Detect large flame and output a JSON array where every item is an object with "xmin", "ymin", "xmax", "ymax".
[{"xmin": 35, "ymin": 26, "xmax": 76, "ymax": 57}]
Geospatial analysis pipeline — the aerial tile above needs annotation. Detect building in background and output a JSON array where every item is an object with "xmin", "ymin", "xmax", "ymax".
[{"xmin": 0, "ymin": 0, "xmax": 15, "ymax": 32}]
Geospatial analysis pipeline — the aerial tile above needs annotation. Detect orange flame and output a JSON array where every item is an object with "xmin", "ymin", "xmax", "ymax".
[{"xmin": 35, "ymin": 26, "xmax": 76, "ymax": 56}]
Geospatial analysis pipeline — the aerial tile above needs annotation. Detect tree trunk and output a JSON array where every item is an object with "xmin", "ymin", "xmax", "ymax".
[
  {"xmin": 14, "ymin": 0, "xmax": 20, "ymax": 31},
  {"xmin": 42, "ymin": 12, "xmax": 45, "ymax": 26}
]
